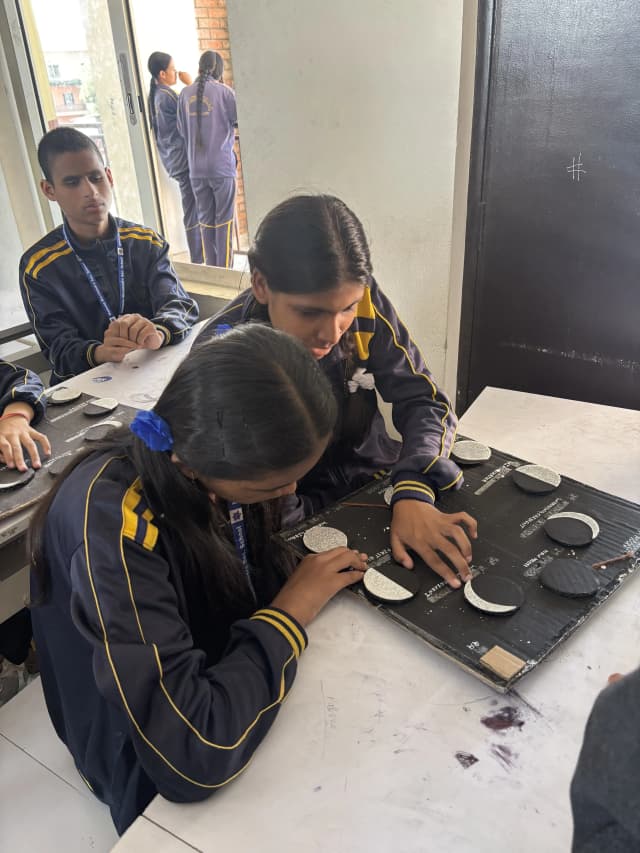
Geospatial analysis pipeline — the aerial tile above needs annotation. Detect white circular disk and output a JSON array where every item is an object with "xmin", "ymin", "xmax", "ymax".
[
  {"xmin": 363, "ymin": 568, "xmax": 416, "ymax": 602},
  {"xmin": 452, "ymin": 440, "xmax": 492, "ymax": 463},
  {"xmin": 515, "ymin": 464, "xmax": 561, "ymax": 487},
  {"xmin": 463, "ymin": 580, "xmax": 519, "ymax": 614},
  {"xmin": 303, "ymin": 525, "xmax": 348, "ymax": 553},
  {"xmin": 92, "ymin": 397, "xmax": 118, "ymax": 409},
  {"xmin": 49, "ymin": 386, "xmax": 82, "ymax": 404},
  {"xmin": 383, "ymin": 486, "xmax": 393, "ymax": 506},
  {"xmin": 547, "ymin": 511, "xmax": 600, "ymax": 539}
]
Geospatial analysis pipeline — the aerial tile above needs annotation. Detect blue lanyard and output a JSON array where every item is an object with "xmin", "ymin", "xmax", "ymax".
[
  {"xmin": 62, "ymin": 220, "xmax": 125, "ymax": 323},
  {"xmin": 228, "ymin": 502, "xmax": 257, "ymax": 603}
]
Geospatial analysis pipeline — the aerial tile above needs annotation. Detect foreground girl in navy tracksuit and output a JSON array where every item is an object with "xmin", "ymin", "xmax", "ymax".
[
  {"xmin": 30, "ymin": 325, "xmax": 367, "ymax": 833},
  {"xmin": 20, "ymin": 127, "xmax": 199, "ymax": 383},
  {"xmin": 177, "ymin": 51, "xmax": 237, "ymax": 268},
  {"xmin": 197, "ymin": 195, "xmax": 478, "ymax": 588},
  {"xmin": 147, "ymin": 52, "xmax": 202, "ymax": 263}
]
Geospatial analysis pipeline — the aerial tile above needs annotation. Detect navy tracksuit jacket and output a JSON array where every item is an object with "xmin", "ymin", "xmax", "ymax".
[
  {"xmin": 31, "ymin": 452, "xmax": 306, "ymax": 833},
  {"xmin": 196, "ymin": 278, "xmax": 463, "ymax": 525},
  {"xmin": 19, "ymin": 217, "xmax": 199, "ymax": 383}
]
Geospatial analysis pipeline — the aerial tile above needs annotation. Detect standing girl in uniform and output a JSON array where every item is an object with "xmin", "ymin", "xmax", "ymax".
[
  {"xmin": 177, "ymin": 50, "xmax": 237, "ymax": 268},
  {"xmin": 147, "ymin": 52, "xmax": 202, "ymax": 263},
  {"xmin": 197, "ymin": 194, "xmax": 478, "ymax": 589},
  {"xmin": 29, "ymin": 324, "xmax": 367, "ymax": 833}
]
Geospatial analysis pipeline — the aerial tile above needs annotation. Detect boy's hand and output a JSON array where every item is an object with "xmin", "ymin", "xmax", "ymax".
[{"xmin": 107, "ymin": 315, "xmax": 164, "ymax": 350}]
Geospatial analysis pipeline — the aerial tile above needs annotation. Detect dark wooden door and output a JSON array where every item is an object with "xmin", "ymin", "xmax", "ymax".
[{"xmin": 458, "ymin": 0, "xmax": 640, "ymax": 412}]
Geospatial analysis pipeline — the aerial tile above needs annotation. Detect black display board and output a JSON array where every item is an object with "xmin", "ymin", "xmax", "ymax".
[
  {"xmin": 278, "ymin": 446, "xmax": 640, "ymax": 692},
  {"xmin": 0, "ymin": 393, "xmax": 136, "ymax": 522}
]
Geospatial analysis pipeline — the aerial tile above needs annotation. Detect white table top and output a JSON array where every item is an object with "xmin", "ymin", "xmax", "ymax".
[{"xmin": 106, "ymin": 385, "xmax": 640, "ymax": 853}]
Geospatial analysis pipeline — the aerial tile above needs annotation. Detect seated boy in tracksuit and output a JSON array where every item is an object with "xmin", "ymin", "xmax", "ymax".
[{"xmin": 19, "ymin": 127, "xmax": 199, "ymax": 384}]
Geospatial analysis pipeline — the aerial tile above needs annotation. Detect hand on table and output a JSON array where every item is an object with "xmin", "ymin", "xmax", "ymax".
[
  {"xmin": 0, "ymin": 408, "xmax": 51, "ymax": 471},
  {"xmin": 271, "ymin": 547, "xmax": 368, "ymax": 628},
  {"xmin": 107, "ymin": 314, "xmax": 164, "ymax": 350},
  {"xmin": 390, "ymin": 499, "xmax": 478, "ymax": 588}
]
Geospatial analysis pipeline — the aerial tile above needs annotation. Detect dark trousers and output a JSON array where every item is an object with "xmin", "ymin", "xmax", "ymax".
[
  {"xmin": 0, "ymin": 608, "xmax": 32, "ymax": 665},
  {"xmin": 191, "ymin": 177, "xmax": 236, "ymax": 268},
  {"xmin": 174, "ymin": 171, "xmax": 203, "ymax": 264}
]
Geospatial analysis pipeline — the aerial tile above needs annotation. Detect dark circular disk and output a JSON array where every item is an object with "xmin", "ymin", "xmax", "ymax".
[
  {"xmin": 49, "ymin": 386, "xmax": 82, "ymax": 405},
  {"xmin": 47, "ymin": 454, "xmax": 75, "ymax": 478},
  {"xmin": 0, "ymin": 465, "xmax": 35, "ymax": 491},
  {"xmin": 83, "ymin": 397, "xmax": 119, "ymax": 417},
  {"xmin": 539, "ymin": 559, "xmax": 600, "ymax": 598},
  {"xmin": 512, "ymin": 463, "xmax": 562, "ymax": 495},
  {"xmin": 464, "ymin": 574, "xmax": 524, "ymax": 615},
  {"xmin": 451, "ymin": 439, "xmax": 492, "ymax": 465},
  {"xmin": 362, "ymin": 562, "xmax": 421, "ymax": 603},
  {"xmin": 544, "ymin": 514, "xmax": 595, "ymax": 547},
  {"xmin": 84, "ymin": 420, "xmax": 122, "ymax": 442}
]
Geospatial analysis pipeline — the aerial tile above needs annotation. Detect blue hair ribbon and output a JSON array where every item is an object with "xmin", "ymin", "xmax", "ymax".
[{"xmin": 130, "ymin": 410, "xmax": 174, "ymax": 451}]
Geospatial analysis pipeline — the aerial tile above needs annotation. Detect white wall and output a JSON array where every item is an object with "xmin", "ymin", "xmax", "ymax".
[{"xmin": 226, "ymin": 0, "xmax": 474, "ymax": 392}]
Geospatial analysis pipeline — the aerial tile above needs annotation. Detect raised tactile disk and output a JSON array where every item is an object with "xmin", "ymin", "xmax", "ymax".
[
  {"xmin": 362, "ymin": 564, "xmax": 421, "ymax": 603},
  {"xmin": 49, "ymin": 386, "xmax": 82, "ymax": 405},
  {"xmin": 512, "ymin": 463, "xmax": 562, "ymax": 495},
  {"xmin": 47, "ymin": 453, "xmax": 76, "ymax": 478},
  {"xmin": 451, "ymin": 440, "xmax": 492, "ymax": 465},
  {"xmin": 544, "ymin": 512, "xmax": 599, "ymax": 547},
  {"xmin": 539, "ymin": 559, "xmax": 600, "ymax": 598},
  {"xmin": 83, "ymin": 397, "xmax": 119, "ymax": 417},
  {"xmin": 302, "ymin": 525, "xmax": 348, "ymax": 553},
  {"xmin": 463, "ymin": 574, "xmax": 524, "ymax": 615},
  {"xmin": 0, "ymin": 465, "xmax": 35, "ymax": 491},
  {"xmin": 84, "ymin": 420, "xmax": 123, "ymax": 442}
]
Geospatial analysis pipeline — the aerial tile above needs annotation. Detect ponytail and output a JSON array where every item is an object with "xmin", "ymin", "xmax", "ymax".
[
  {"xmin": 147, "ymin": 51, "xmax": 172, "ymax": 138},
  {"xmin": 196, "ymin": 50, "xmax": 224, "ymax": 148}
]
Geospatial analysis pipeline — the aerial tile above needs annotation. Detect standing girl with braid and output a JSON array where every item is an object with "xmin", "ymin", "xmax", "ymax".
[
  {"xmin": 147, "ymin": 52, "xmax": 202, "ymax": 263},
  {"xmin": 197, "ymin": 194, "xmax": 478, "ymax": 590},
  {"xmin": 177, "ymin": 50, "xmax": 237, "ymax": 268},
  {"xmin": 29, "ymin": 324, "xmax": 367, "ymax": 833}
]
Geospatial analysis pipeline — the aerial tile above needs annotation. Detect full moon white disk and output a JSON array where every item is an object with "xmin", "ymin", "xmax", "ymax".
[
  {"xmin": 452, "ymin": 440, "xmax": 492, "ymax": 464},
  {"xmin": 463, "ymin": 580, "xmax": 520, "ymax": 615},
  {"xmin": 547, "ymin": 512, "xmax": 600, "ymax": 539},
  {"xmin": 49, "ymin": 386, "xmax": 82, "ymax": 405},
  {"xmin": 303, "ymin": 525, "xmax": 348, "ymax": 553},
  {"xmin": 362, "ymin": 568, "xmax": 416, "ymax": 602}
]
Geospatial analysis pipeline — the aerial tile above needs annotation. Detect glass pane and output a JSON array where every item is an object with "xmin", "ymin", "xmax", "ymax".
[
  {"xmin": 129, "ymin": 0, "xmax": 249, "ymax": 271},
  {"xmin": 21, "ymin": 0, "xmax": 144, "ymax": 223}
]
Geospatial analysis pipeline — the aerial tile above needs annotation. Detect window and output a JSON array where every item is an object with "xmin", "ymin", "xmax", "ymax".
[
  {"xmin": 47, "ymin": 63, "xmax": 60, "ymax": 78},
  {"xmin": 62, "ymin": 91, "xmax": 74, "ymax": 106}
]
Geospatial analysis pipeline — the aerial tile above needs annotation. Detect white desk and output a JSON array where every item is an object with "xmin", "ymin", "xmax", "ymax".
[{"xmin": 107, "ymin": 388, "xmax": 640, "ymax": 853}]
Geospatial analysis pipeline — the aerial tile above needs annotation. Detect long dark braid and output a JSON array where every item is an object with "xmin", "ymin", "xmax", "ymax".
[
  {"xmin": 196, "ymin": 50, "xmax": 223, "ymax": 147},
  {"xmin": 147, "ymin": 52, "xmax": 172, "ymax": 138}
]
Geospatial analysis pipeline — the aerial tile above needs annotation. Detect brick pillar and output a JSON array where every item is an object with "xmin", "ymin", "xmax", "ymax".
[{"xmin": 194, "ymin": 0, "xmax": 249, "ymax": 251}]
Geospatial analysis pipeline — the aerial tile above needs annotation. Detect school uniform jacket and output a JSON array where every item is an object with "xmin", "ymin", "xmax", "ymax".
[
  {"xmin": 31, "ymin": 452, "xmax": 307, "ymax": 834},
  {"xmin": 176, "ymin": 79, "xmax": 237, "ymax": 179},
  {"xmin": 196, "ymin": 279, "xmax": 462, "ymax": 524},
  {"xmin": 152, "ymin": 83, "xmax": 189, "ymax": 178},
  {"xmin": 0, "ymin": 360, "xmax": 46, "ymax": 422},
  {"xmin": 19, "ymin": 218, "xmax": 199, "ymax": 383}
]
